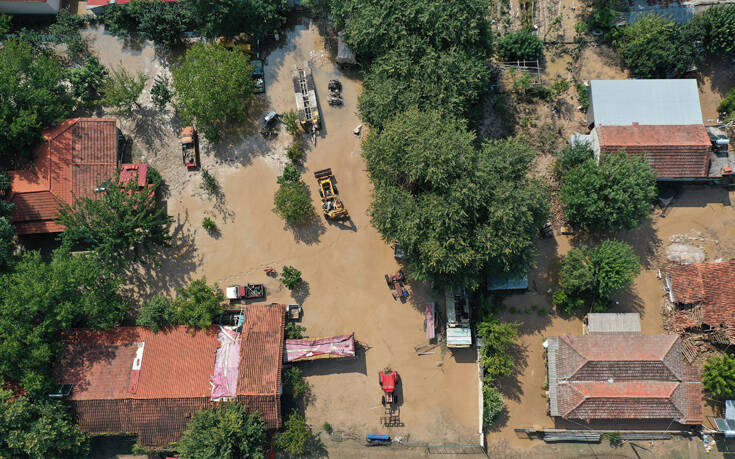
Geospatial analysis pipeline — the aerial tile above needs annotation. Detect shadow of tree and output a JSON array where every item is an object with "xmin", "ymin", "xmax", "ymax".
[
  {"xmin": 303, "ymin": 433, "xmax": 329, "ymax": 458},
  {"xmin": 291, "ymin": 280, "xmax": 311, "ymax": 304},
  {"xmin": 288, "ymin": 216, "xmax": 326, "ymax": 245},
  {"xmin": 494, "ymin": 341, "xmax": 529, "ymax": 403}
]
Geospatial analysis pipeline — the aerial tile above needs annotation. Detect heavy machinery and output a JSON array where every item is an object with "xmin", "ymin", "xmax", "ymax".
[
  {"xmin": 314, "ymin": 168, "xmax": 348, "ymax": 220},
  {"xmin": 292, "ymin": 64, "xmax": 320, "ymax": 132},
  {"xmin": 384, "ymin": 270, "xmax": 408, "ymax": 300},
  {"xmin": 379, "ymin": 369, "xmax": 399, "ymax": 405},
  {"xmin": 181, "ymin": 126, "xmax": 198, "ymax": 170},
  {"xmin": 252, "ymin": 58, "xmax": 265, "ymax": 94},
  {"xmin": 327, "ymin": 79, "xmax": 342, "ymax": 105}
]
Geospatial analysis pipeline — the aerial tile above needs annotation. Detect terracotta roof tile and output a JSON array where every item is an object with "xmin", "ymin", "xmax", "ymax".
[
  {"xmin": 8, "ymin": 118, "xmax": 118, "ymax": 235},
  {"xmin": 237, "ymin": 303, "xmax": 286, "ymax": 397},
  {"xmin": 597, "ymin": 125, "xmax": 711, "ymax": 178}
]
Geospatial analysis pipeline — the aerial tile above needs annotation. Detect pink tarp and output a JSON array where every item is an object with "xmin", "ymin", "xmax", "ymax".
[
  {"xmin": 210, "ymin": 327, "xmax": 241, "ymax": 400},
  {"xmin": 426, "ymin": 302, "xmax": 435, "ymax": 339},
  {"xmin": 284, "ymin": 334, "xmax": 355, "ymax": 362}
]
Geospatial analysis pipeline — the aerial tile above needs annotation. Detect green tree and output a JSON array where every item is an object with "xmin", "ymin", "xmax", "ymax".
[
  {"xmin": 275, "ymin": 410, "xmax": 320, "ymax": 457},
  {"xmin": 0, "ymin": 14, "xmax": 11, "ymax": 36},
  {"xmin": 476, "ymin": 318, "xmax": 519, "ymax": 382},
  {"xmin": 0, "ymin": 250, "xmax": 127, "ymax": 394},
  {"xmin": 136, "ymin": 294, "xmax": 173, "ymax": 331},
  {"xmin": 185, "ymin": 0, "xmax": 285, "ymax": 40},
  {"xmin": 101, "ymin": 3, "xmax": 138, "ymax": 36},
  {"xmin": 68, "ymin": 56, "xmax": 109, "ymax": 109},
  {"xmin": 279, "ymin": 163, "xmax": 301, "ymax": 185},
  {"xmin": 364, "ymin": 108, "xmax": 548, "ymax": 287},
  {"xmin": 555, "ymin": 142, "xmax": 593, "ymax": 177},
  {"xmin": 703, "ymin": 354, "xmax": 735, "ymax": 399},
  {"xmin": 497, "ymin": 30, "xmax": 544, "ymax": 61},
  {"xmin": 559, "ymin": 152, "xmax": 657, "ymax": 232},
  {"xmin": 178, "ymin": 402, "xmax": 266, "ymax": 459},
  {"xmin": 0, "ymin": 217, "xmax": 15, "ymax": 270},
  {"xmin": 281, "ymin": 265, "xmax": 302, "ymax": 290},
  {"xmin": 0, "ymin": 390, "xmax": 90, "ymax": 458},
  {"xmin": 101, "ymin": 66, "xmax": 147, "ymax": 116},
  {"xmin": 0, "ymin": 38, "xmax": 73, "ymax": 167},
  {"xmin": 482, "ymin": 381, "xmax": 504, "ymax": 428},
  {"xmin": 151, "ymin": 74, "xmax": 172, "ymax": 110},
  {"xmin": 127, "ymin": 0, "xmax": 195, "ymax": 51},
  {"xmin": 48, "ymin": 10, "xmax": 91, "ymax": 63},
  {"xmin": 286, "ymin": 140, "xmax": 305, "ymax": 163},
  {"xmin": 718, "ymin": 87, "xmax": 735, "ymax": 123},
  {"xmin": 172, "ymin": 42, "xmax": 255, "ymax": 143},
  {"xmin": 170, "ymin": 278, "xmax": 225, "ymax": 329},
  {"xmin": 282, "ymin": 110, "xmax": 299, "ymax": 136},
  {"xmin": 560, "ymin": 239, "xmax": 640, "ymax": 304},
  {"xmin": 273, "ymin": 180, "xmax": 315, "ymax": 225},
  {"xmin": 687, "ymin": 4, "xmax": 735, "ymax": 55},
  {"xmin": 57, "ymin": 168, "xmax": 172, "ymax": 270},
  {"xmin": 614, "ymin": 14, "xmax": 696, "ymax": 78}
]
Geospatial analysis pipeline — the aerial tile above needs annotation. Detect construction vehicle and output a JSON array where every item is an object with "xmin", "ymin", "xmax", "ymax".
[
  {"xmin": 292, "ymin": 64, "xmax": 320, "ymax": 132},
  {"xmin": 314, "ymin": 168, "xmax": 348, "ymax": 220},
  {"xmin": 384, "ymin": 270, "xmax": 408, "ymax": 300},
  {"xmin": 379, "ymin": 369, "xmax": 399, "ymax": 405},
  {"xmin": 327, "ymin": 79, "xmax": 342, "ymax": 105},
  {"xmin": 252, "ymin": 58, "xmax": 265, "ymax": 94},
  {"xmin": 226, "ymin": 284, "xmax": 265, "ymax": 301},
  {"xmin": 181, "ymin": 126, "xmax": 198, "ymax": 170}
]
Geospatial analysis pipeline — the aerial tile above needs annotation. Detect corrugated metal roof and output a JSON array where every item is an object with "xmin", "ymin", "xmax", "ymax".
[
  {"xmin": 587, "ymin": 313, "xmax": 642, "ymax": 334},
  {"xmin": 590, "ymin": 80, "xmax": 703, "ymax": 126},
  {"xmin": 547, "ymin": 338, "xmax": 559, "ymax": 416}
]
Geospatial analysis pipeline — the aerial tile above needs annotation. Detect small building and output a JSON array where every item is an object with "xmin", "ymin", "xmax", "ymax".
[
  {"xmin": 54, "ymin": 303, "xmax": 286, "ymax": 447},
  {"xmin": 8, "ymin": 118, "xmax": 119, "ymax": 235},
  {"xmin": 585, "ymin": 313, "xmax": 641, "ymax": 334},
  {"xmin": 487, "ymin": 272, "xmax": 528, "ymax": 291},
  {"xmin": 546, "ymin": 333, "xmax": 703, "ymax": 424},
  {"xmin": 0, "ymin": 0, "xmax": 61, "ymax": 15},
  {"xmin": 666, "ymin": 259, "xmax": 735, "ymax": 344},
  {"xmin": 572, "ymin": 80, "xmax": 732, "ymax": 181}
]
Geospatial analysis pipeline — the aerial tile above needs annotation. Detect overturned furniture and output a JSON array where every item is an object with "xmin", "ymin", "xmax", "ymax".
[{"xmin": 284, "ymin": 333, "xmax": 356, "ymax": 362}]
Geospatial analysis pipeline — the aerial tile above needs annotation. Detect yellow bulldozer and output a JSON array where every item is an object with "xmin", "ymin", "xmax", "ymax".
[{"xmin": 314, "ymin": 168, "xmax": 349, "ymax": 220}]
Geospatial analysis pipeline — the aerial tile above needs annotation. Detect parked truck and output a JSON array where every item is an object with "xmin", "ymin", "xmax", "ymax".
[
  {"xmin": 292, "ymin": 64, "xmax": 320, "ymax": 132},
  {"xmin": 445, "ymin": 289, "xmax": 472, "ymax": 348}
]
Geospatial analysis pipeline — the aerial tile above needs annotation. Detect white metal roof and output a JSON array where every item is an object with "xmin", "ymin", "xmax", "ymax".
[
  {"xmin": 587, "ymin": 313, "xmax": 642, "ymax": 334},
  {"xmin": 590, "ymin": 80, "xmax": 703, "ymax": 126}
]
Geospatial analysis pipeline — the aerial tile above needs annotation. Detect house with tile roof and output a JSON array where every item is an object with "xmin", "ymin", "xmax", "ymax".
[
  {"xmin": 546, "ymin": 333, "xmax": 703, "ymax": 424},
  {"xmin": 666, "ymin": 259, "xmax": 735, "ymax": 344},
  {"xmin": 54, "ymin": 303, "xmax": 286, "ymax": 447},
  {"xmin": 7, "ymin": 118, "xmax": 120, "ymax": 235},
  {"xmin": 571, "ymin": 79, "xmax": 733, "ymax": 180}
]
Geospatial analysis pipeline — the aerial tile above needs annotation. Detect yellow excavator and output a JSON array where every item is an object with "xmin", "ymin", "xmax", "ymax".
[{"xmin": 314, "ymin": 168, "xmax": 349, "ymax": 220}]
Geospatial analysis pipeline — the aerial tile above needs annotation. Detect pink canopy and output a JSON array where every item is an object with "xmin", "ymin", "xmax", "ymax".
[{"xmin": 284, "ymin": 334, "xmax": 355, "ymax": 362}]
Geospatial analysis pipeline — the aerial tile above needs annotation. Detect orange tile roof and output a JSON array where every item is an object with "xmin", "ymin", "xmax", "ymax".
[
  {"xmin": 8, "ymin": 118, "xmax": 118, "ymax": 235},
  {"xmin": 597, "ymin": 124, "xmax": 711, "ymax": 178}
]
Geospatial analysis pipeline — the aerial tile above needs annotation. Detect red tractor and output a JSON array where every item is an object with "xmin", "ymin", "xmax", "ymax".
[
  {"xmin": 384, "ymin": 270, "xmax": 408, "ymax": 300},
  {"xmin": 379, "ymin": 369, "xmax": 399, "ymax": 405}
]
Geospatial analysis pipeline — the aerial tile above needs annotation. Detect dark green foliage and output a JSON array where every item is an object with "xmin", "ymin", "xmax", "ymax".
[
  {"xmin": 560, "ymin": 240, "xmax": 640, "ymax": 305},
  {"xmin": 172, "ymin": 42, "xmax": 255, "ymax": 144},
  {"xmin": 101, "ymin": 4, "xmax": 139, "ymax": 37},
  {"xmin": 576, "ymin": 81, "xmax": 590, "ymax": 111},
  {"xmin": 476, "ymin": 318, "xmax": 519, "ymax": 382},
  {"xmin": 286, "ymin": 140, "xmax": 305, "ymax": 163},
  {"xmin": 497, "ymin": 30, "xmax": 544, "ymax": 61},
  {"xmin": 364, "ymin": 108, "xmax": 548, "ymax": 288},
  {"xmin": 0, "ymin": 217, "xmax": 15, "ymax": 270},
  {"xmin": 688, "ymin": 4, "xmax": 735, "ymax": 55},
  {"xmin": 560, "ymin": 152, "xmax": 656, "ymax": 232},
  {"xmin": 48, "ymin": 10, "xmax": 90, "ymax": 62},
  {"xmin": 482, "ymin": 380, "xmax": 504, "ymax": 428},
  {"xmin": 282, "ymin": 110, "xmax": 299, "ymax": 136},
  {"xmin": 169, "ymin": 278, "xmax": 225, "ymax": 329},
  {"xmin": 178, "ymin": 402, "xmax": 267, "ymax": 459},
  {"xmin": 613, "ymin": 14, "xmax": 697, "ymax": 78},
  {"xmin": 0, "ymin": 38, "xmax": 73, "ymax": 168},
  {"xmin": 285, "ymin": 322, "xmax": 305, "ymax": 339},
  {"xmin": 101, "ymin": 66, "xmax": 147, "ymax": 116},
  {"xmin": 281, "ymin": 265, "xmax": 302, "ymax": 290},
  {"xmin": 282, "ymin": 366, "xmax": 309, "ymax": 405},
  {"xmin": 273, "ymin": 180, "xmax": 314, "ymax": 225},
  {"xmin": 587, "ymin": 0, "xmax": 615, "ymax": 30},
  {"xmin": 275, "ymin": 410, "xmax": 319, "ymax": 457},
  {"xmin": 200, "ymin": 170, "xmax": 220, "ymax": 197},
  {"xmin": 68, "ymin": 56, "xmax": 109, "ymax": 109},
  {"xmin": 555, "ymin": 142, "xmax": 593, "ymax": 177},
  {"xmin": 703, "ymin": 354, "xmax": 735, "ymax": 399},
  {"xmin": 0, "ymin": 14, "xmax": 11, "ymax": 36},
  {"xmin": 185, "ymin": 0, "xmax": 285, "ymax": 40},
  {"xmin": 136, "ymin": 294, "xmax": 172, "ymax": 332},
  {"xmin": 151, "ymin": 74, "xmax": 172, "ymax": 110},
  {"xmin": 202, "ymin": 217, "xmax": 218, "ymax": 233},
  {"xmin": 718, "ymin": 88, "xmax": 735, "ymax": 122},
  {"xmin": 128, "ymin": 0, "xmax": 195, "ymax": 51},
  {"xmin": 0, "ymin": 390, "xmax": 90, "ymax": 458},
  {"xmin": 0, "ymin": 250, "xmax": 127, "ymax": 394},
  {"xmin": 279, "ymin": 163, "xmax": 302, "ymax": 185},
  {"xmin": 57, "ymin": 170, "xmax": 172, "ymax": 270}
]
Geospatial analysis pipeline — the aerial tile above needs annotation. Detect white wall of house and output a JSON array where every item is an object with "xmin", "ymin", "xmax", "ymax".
[{"xmin": 0, "ymin": 0, "xmax": 61, "ymax": 14}]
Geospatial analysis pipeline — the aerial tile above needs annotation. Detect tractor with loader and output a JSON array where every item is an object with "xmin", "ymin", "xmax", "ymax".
[{"xmin": 314, "ymin": 168, "xmax": 349, "ymax": 220}]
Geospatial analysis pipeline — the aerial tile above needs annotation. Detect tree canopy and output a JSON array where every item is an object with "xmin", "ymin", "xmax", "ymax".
[
  {"xmin": 496, "ymin": 30, "xmax": 544, "ymax": 61},
  {"xmin": 275, "ymin": 410, "xmax": 320, "ymax": 457},
  {"xmin": 559, "ymin": 151, "xmax": 657, "ymax": 233},
  {"xmin": 178, "ymin": 402, "xmax": 266, "ymax": 459},
  {"xmin": 476, "ymin": 318, "xmax": 519, "ymax": 382},
  {"xmin": 185, "ymin": 0, "xmax": 285, "ymax": 39},
  {"xmin": 0, "ymin": 38, "xmax": 73, "ymax": 168},
  {"xmin": 136, "ymin": 278, "xmax": 225, "ymax": 331},
  {"xmin": 703, "ymin": 354, "xmax": 735, "ymax": 399},
  {"xmin": 687, "ymin": 4, "xmax": 735, "ymax": 56},
  {"xmin": 172, "ymin": 42, "xmax": 255, "ymax": 143},
  {"xmin": 364, "ymin": 107, "xmax": 548, "ymax": 288}
]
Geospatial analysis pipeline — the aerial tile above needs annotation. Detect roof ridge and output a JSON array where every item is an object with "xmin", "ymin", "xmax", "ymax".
[
  {"xmin": 562, "ymin": 383, "xmax": 586, "ymax": 417},
  {"xmin": 561, "ymin": 336, "xmax": 589, "ymax": 379},
  {"xmin": 43, "ymin": 118, "xmax": 80, "ymax": 141}
]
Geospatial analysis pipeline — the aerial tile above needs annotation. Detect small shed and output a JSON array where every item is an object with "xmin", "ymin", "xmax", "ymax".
[
  {"xmin": 585, "ymin": 313, "xmax": 641, "ymax": 334},
  {"xmin": 336, "ymin": 31, "xmax": 357, "ymax": 66},
  {"xmin": 487, "ymin": 272, "xmax": 528, "ymax": 291}
]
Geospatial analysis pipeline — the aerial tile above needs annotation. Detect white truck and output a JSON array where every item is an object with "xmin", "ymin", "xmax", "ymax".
[{"xmin": 445, "ymin": 289, "xmax": 472, "ymax": 348}]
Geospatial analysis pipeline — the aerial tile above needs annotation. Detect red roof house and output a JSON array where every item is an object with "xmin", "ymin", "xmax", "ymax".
[
  {"xmin": 667, "ymin": 260, "xmax": 735, "ymax": 343},
  {"xmin": 597, "ymin": 124, "xmax": 713, "ymax": 178},
  {"xmin": 8, "ymin": 118, "xmax": 119, "ymax": 235},
  {"xmin": 547, "ymin": 334, "xmax": 702, "ymax": 424},
  {"xmin": 55, "ymin": 304, "xmax": 286, "ymax": 447}
]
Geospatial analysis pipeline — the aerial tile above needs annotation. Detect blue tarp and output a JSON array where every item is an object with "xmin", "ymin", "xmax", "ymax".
[{"xmin": 487, "ymin": 273, "xmax": 529, "ymax": 291}]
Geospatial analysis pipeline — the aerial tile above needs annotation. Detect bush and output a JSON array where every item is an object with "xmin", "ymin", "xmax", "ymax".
[
  {"xmin": 322, "ymin": 422, "xmax": 332, "ymax": 433},
  {"xmin": 281, "ymin": 265, "xmax": 302, "ymax": 290},
  {"xmin": 576, "ymin": 81, "xmax": 590, "ymax": 111},
  {"xmin": 151, "ymin": 74, "xmax": 172, "ymax": 110},
  {"xmin": 587, "ymin": 0, "xmax": 615, "ymax": 30},
  {"xmin": 703, "ymin": 354, "xmax": 735, "ymax": 399},
  {"xmin": 278, "ymin": 163, "xmax": 301, "ymax": 185},
  {"xmin": 273, "ymin": 181, "xmax": 314, "ymax": 225},
  {"xmin": 68, "ymin": 56, "xmax": 109, "ymax": 108},
  {"xmin": 477, "ymin": 318, "xmax": 519, "ymax": 382},
  {"xmin": 497, "ymin": 30, "xmax": 544, "ymax": 61},
  {"xmin": 275, "ymin": 411, "xmax": 319, "ymax": 457},
  {"xmin": 286, "ymin": 140, "xmax": 305, "ymax": 163},
  {"xmin": 718, "ymin": 88, "xmax": 735, "ymax": 122},
  {"xmin": 555, "ymin": 142, "xmax": 593, "ymax": 177},
  {"xmin": 101, "ymin": 66, "xmax": 147, "ymax": 116},
  {"xmin": 170, "ymin": 278, "xmax": 225, "ymax": 329},
  {"xmin": 482, "ymin": 383, "xmax": 505, "ymax": 428},
  {"xmin": 283, "ymin": 366, "xmax": 309, "ymax": 402},
  {"xmin": 136, "ymin": 295, "xmax": 173, "ymax": 331},
  {"xmin": 202, "ymin": 217, "xmax": 217, "ymax": 233},
  {"xmin": 285, "ymin": 321, "xmax": 306, "ymax": 339},
  {"xmin": 282, "ymin": 110, "xmax": 300, "ymax": 136}
]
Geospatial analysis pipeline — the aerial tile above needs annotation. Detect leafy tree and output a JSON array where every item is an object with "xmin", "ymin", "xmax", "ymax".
[
  {"xmin": 364, "ymin": 108, "xmax": 548, "ymax": 287},
  {"xmin": 482, "ymin": 381, "xmax": 504, "ymax": 428},
  {"xmin": 0, "ymin": 250, "xmax": 127, "ymax": 394},
  {"xmin": 497, "ymin": 30, "xmax": 544, "ymax": 61},
  {"xmin": 703, "ymin": 354, "xmax": 735, "ymax": 399},
  {"xmin": 127, "ymin": 0, "xmax": 195, "ymax": 51},
  {"xmin": 172, "ymin": 42, "xmax": 255, "ymax": 143},
  {"xmin": 282, "ymin": 110, "xmax": 299, "ymax": 136},
  {"xmin": 101, "ymin": 3, "xmax": 139, "ymax": 36},
  {"xmin": 555, "ymin": 142, "xmax": 593, "ymax": 177},
  {"xmin": 68, "ymin": 56, "xmax": 109, "ymax": 109},
  {"xmin": 275, "ymin": 410, "xmax": 319, "ymax": 458},
  {"xmin": 48, "ymin": 10, "xmax": 91, "ymax": 62},
  {"xmin": 286, "ymin": 140, "xmax": 305, "ymax": 163},
  {"xmin": 476, "ymin": 318, "xmax": 519, "ymax": 382},
  {"xmin": 273, "ymin": 180, "xmax": 314, "ymax": 225},
  {"xmin": 169, "ymin": 278, "xmax": 225, "ymax": 329},
  {"xmin": 560, "ymin": 240, "xmax": 640, "ymax": 304},
  {"xmin": 178, "ymin": 402, "xmax": 266, "ymax": 459},
  {"xmin": 282, "ymin": 366, "xmax": 309, "ymax": 409},
  {"xmin": 0, "ymin": 390, "xmax": 90, "ymax": 458},
  {"xmin": 559, "ymin": 152, "xmax": 657, "ymax": 232},
  {"xmin": 0, "ymin": 14, "xmax": 11, "ymax": 36},
  {"xmin": 279, "ymin": 163, "xmax": 301, "ymax": 185},
  {"xmin": 687, "ymin": 4, "xmax": 735, "ymax": 56},
  {"xmin": 101, "ymin": 66, "xmax": 147, "ymax": 116},
  {"xmin": 285, "ymin": 322, "xmax": 306, "ymax": 339},
  {"xmin": 718, "ymin": 87, "xmax": 735, "ymax": 122},
  {"xmin": 136, "ymin": 294, "xmax": 173, "ymax": 332},
  {"xmin": 185, "ymin": 0, "xmax": 285, "ymax": 40},
  {"xmin": 614, "ymin": 14, "xmax": 696, "ymax": 78},
  {"xmin": 150, "ymin": 74, "xmax": 172, "ymax": 110},
  {"xmin": 281, "ymin": 265, "xmax": 302, "ymax": 290},
  {"xmin": 0, "ymin": 38, "xmax": 73, "ymax": 167},
  {"xmin": 587, "ymin": 0, "xmax": 615, "ymax": 30},
  {"xmin": 0, "ymin": 217, "xmax": 15, "ymax": 270},
  {"xmin": 57, "ymin": 168, "xmax": 172, "ymax": 270}
]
